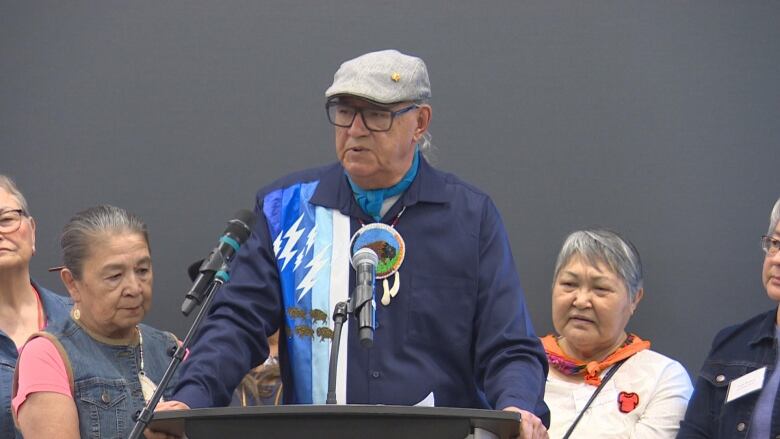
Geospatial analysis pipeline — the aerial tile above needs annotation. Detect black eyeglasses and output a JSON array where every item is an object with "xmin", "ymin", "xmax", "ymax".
[
  {"xmin": 0, "ymin": 209, "xmax": 28, "ymax": 234},
  {"xmin": 325, "ymin": 102, "xmax": 418, "ymax": 132},
  {"xmin": 761, "ymin": 235, "xmax": 780, "ymax": 256}
]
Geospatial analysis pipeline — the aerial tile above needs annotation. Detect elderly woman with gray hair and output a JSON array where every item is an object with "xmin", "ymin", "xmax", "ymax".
[
  {"xmin": 542, "ymin": 229, "xmax": 692, "ymax": 438},
  {"xmin": 678, "ymin": 197, "xmax": 780, "ymax": 439},
  {"xmin": 12, "ymin": 205, "xmax": 179, "ymax": 439}
]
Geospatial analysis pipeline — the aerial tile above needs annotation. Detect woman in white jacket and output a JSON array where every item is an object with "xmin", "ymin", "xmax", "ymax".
[{"xmin": 542, "ymin": 229, "xmax": 692, "ymax": 439}]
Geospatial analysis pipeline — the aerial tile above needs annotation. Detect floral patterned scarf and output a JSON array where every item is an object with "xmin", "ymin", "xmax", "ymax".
[{"xmin": 541, "ymin": 333, "xmax": 650, "ymax": 386}]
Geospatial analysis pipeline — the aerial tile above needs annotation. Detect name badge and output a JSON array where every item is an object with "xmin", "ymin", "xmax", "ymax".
[{"xmin": 726, "ymin": 367, "xmax": 766, "ymax": 403}]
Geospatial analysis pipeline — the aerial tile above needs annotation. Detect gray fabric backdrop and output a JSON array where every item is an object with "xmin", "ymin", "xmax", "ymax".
[{"xmin": 3, "ymin": 1, "xmax": 779, "ymax": 376}]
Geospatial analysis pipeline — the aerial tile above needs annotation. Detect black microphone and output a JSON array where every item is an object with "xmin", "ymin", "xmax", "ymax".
[
  {"xmin": 351, "ymin": 247, "xmax": 378, "ymax": 348},
  {"xmin": 181, "ymin": 210, "xmax": 257, "ymax": 316}
]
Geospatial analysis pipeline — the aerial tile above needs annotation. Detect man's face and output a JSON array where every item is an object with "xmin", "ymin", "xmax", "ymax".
[{"xmin": 334, "ymin": 96, "xmax": 430, "ymax": 190}]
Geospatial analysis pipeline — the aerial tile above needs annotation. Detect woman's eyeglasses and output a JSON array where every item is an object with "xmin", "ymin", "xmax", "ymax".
[{"xmin": 0, "ymin": 209, "xmax": 27, "ymax": 234}]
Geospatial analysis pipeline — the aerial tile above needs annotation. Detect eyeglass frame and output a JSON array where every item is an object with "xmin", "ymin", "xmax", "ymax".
[
  {"xmin": 0, "ymin": 208, "xmax": 29, "ymax": 234},
  {"xmin": 325, "ymin": 100, "xmax": 419, "ymax": 132},
  {"xmin": 761, "ymin": 235, "xmax": 780, "ymax": 256}
]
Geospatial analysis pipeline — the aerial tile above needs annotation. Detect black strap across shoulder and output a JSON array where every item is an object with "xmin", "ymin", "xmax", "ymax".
[{"xmin": 561, "ymin": 359, "xmax": 628, "ymax": 439}]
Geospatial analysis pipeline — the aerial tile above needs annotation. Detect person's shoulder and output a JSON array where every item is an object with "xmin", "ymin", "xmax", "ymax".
[
  {"xmin": 36, "ymin": 283, "xmax": 72, "ymax": 307},
  {"xmin": 710, "ymin": 308, "xmax": 775, "ymax": 349},
  {"xmin": 627, "ymin": 350, "xmax": 692, "ymax": 393},
  {"xmin": 256, "ymin": 162, "xmax": 341, "ymax": 197},
  {"xmin": 633, "ymin": 349, "xmax": 688, "ymax": 374},
  {"xmin": 428, "ymin": 164, "xmax": 491, "ymax": 198},
  {"xmin": 19, "ymin": 335, "xmax": 60, "ymax": 360},
  {"xmin": 137, "ymin": 322, "xmax": 178, "ymax": 342},
  {"xmin": 35, "ymin": 282, "xmax": 73, "ymax": 328}
]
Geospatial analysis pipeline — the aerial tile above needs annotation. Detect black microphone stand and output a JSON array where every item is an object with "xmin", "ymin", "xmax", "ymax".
[
  {"xmin": 325, "ymin": 281, "xmax": 373, "ymax": 405},
  {"xmin": 127, "ymin": 264, "xmax": 229, "ymax": 439}
]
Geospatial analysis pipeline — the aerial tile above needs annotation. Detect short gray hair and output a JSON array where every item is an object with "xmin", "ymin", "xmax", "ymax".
[
  {"xmin": 768, "ymin": 197, "xmax": 780, "ymax": 236},
  {"xmin": 553, "ymin": 229, "xmax": 644, "ymax": 301},
  {"xmin": 0, "ymin": 174, "xmax": 30, "ymax": 215},
  {"xmin": 61, "ymin": 205, "xmax": 149, "ymax": 279}
]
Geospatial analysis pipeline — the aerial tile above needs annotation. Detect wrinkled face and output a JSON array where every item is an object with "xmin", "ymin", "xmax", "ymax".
[
  {"xmin": 0, "ymin": 188, "xmax": 35, "ymax": 272},
  {"xmin": 552, "ymin": 255, "xmax": 641, "ymax": 361},
  {"xmin": 334, "ymin": 96, "xmax": 430, "ymax": 189},
  {"xmin": 63, "ymin": 232, "xmax": 152, "ymax": 339},
  {"xmin": 763, "ymin": 221, "xmax": 780, "ymax": 302}
]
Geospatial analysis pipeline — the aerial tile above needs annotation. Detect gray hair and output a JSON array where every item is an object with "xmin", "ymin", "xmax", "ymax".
[
  {"xmin": 61, "ymin": 205, "xmax": 149, "ymax": 279},
  {"xmin": 768, "ymin": 197, "xmax": 780, "ymax": 236},
  {"xmin": 418, "ymin": 131, "xmax": 434, "ymax": 160},
  {"xmin": 0, "ymin": 174, "xmax": 30, "ymax": 215},
  {"xmin": 553, "ymin": 229, "xmax": 644, "ymax": 301}
]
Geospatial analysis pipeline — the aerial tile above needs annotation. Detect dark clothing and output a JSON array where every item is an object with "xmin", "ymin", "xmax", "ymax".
[
  {"xmin": 174, "ymin": 158, "xmax": 549, "ymax": 423},
  {"xmin": 678, "ymin": 307, "xmax": 780, "ymax": 439},
  {"xmin": 0, "ymin": 282, "xmax": 70, "ymax": 439}
]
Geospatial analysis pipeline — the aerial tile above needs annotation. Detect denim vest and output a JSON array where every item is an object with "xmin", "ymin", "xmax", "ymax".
[
  {"xmin": 0, "ymin": 282, "xmax": 71, "ymax": 439},
  {"xmin": 679, "ymin": 308, "xmax": 780, "ymax": 439},
  {"xmin": 40, "ymin": 317, "xmax": 178, "ymax": 439}
]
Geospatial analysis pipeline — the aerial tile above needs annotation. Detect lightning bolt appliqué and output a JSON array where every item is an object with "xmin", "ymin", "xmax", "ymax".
[
  {"xmin": 276, "ymin": 214, "xmax": 305, "ymax": 271},
  {"xmin": 297, "ymin": 244, "xmax": 331, "ymax": 302},
  {"xmin": 294, "ymin": 224, "xmax": 318, "ymax": 271}
]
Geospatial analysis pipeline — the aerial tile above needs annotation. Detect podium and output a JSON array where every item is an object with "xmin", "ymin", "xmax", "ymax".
[{"xmin": 148, "ymin": 405, "xmax": 521, "ymax": 439}]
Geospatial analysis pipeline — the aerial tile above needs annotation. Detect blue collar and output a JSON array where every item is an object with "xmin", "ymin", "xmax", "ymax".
[{"xmin": 347, "ymin": 147, "xmax": 420, "ymax": 221}]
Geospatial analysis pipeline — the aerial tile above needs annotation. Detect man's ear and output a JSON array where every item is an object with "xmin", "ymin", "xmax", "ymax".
[{"xmin": 414, "ymin": 105, "xmax": 432, "ymax": 139}]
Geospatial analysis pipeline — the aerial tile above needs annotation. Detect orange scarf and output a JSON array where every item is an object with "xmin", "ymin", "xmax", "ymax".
[{"xmin": 541, "ymin": 333, "xmax": 650, "ymax": 386}]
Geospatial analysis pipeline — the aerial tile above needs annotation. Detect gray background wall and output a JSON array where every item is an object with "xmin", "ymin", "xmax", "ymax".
[{"xmin": 2, "ymin": 1, "xmax": 779, "ymax": 375}]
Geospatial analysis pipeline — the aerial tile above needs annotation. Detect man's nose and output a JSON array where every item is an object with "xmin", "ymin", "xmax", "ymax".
[{"xmin": 348, "ymin": 111, "xmax": 370, "ymax": 136}]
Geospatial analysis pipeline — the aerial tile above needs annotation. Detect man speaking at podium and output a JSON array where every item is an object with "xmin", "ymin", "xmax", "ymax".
[{"xmin": 150, "ymin": 49, "xmax": 548, "ymax": 439}]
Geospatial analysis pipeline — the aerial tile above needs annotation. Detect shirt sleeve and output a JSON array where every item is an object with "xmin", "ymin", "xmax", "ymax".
[
  {"xmin": 12, "ymin": 337, "xmax": 73, "ymax": 417},
  {"xmin": 473, "ymin": 197, "xmax": 550, "ymax": 424},
  {"xmin": 173, "ymin": 196, "xmax": 282, "ymax": 408},
  {"xmin": 631, "ymin": 359, "xmax": 693, "ymax": 439}
]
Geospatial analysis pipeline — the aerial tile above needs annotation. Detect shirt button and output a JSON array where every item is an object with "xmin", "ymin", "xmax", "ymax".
[
  {"xmin": 736, "ymin": 422, "xmax": 746, "ymax": 432},
  {"xmin": 371, "ymin": 371, "xmax": 380, "ymax": 379},
  {"xmin": 101, "ymin": 392, "xmax": 110, "ymax": 404},
  {"xmin": 715, "ymin": 374, "xmax": 726, "ymax": 383}
]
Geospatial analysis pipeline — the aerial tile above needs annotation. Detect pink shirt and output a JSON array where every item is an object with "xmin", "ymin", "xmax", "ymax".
[{"xmin": 12, "ymin": 337, "xmax": 73, "ymax": 417}]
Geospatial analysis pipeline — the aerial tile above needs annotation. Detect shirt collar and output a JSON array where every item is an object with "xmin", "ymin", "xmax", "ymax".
[
  {"xmin": 31, "ymin": 279, "xmax": 66, "ymax": 325},
  {"xmin": 748, "ymin": 306, "xmax": 780, "ymax": 346},
  {"xmin": 310, "ymin": 155, "xmax": 449, "ymax": 217}
]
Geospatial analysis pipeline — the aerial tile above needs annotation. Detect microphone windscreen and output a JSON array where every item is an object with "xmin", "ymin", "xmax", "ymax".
[
  {"xmin": 225, "ymin": 209, "xmax": 257, "ymax": 244},
  {"xmin": 351, "ymin": 247, "xmax": 378, "ymax": 268}
]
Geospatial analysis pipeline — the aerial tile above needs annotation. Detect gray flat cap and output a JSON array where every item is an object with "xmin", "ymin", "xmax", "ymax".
[{"xmin": 325, "ymin": 49, "xmax": 431, "ymax": 105}]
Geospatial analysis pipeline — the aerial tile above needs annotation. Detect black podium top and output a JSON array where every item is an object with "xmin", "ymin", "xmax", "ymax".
[{"xmin": 149, "ymin": 405, "xmax": 520, "ymax": 439}]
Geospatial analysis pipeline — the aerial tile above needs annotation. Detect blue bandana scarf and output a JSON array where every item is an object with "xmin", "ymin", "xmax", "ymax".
[{"xmin": 347, "ymin": 147, "xmax": 420, "ymax": 221}]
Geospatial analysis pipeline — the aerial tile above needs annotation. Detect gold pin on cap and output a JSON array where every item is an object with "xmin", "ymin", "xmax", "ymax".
[{"xmin": 391, "ymin": 72, "xmax": 401, "ymax": 82}]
